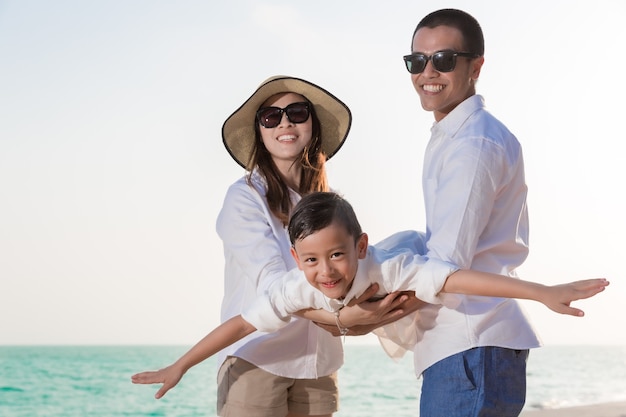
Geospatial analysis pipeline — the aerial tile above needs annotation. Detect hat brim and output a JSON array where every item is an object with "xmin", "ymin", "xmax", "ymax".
[{"xmin": 222, "ymin": 76, "xmax": 352, "ymax": 168}]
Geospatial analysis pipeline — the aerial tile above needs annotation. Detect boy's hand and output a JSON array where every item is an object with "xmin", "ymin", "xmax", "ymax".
[
  {"xmin": 540, "ymin": 278, "xmax": 609, "ymax": 316},
  {"xmin": 131, "ymin": 364, "xmax": 184, "ymax": 399}
]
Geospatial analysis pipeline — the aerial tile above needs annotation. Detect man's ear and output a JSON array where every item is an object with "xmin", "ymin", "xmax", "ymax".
[
  {"xmin": 357, "ymin": 233, "xmax": 368, "ymax": 259},
  {"xmin": 471, "ymin": 56, "xmax": 484, "ymax": 80},
  {"xmin": 290, "ymin": 246, "xmax": 304, "ymax": 270}
]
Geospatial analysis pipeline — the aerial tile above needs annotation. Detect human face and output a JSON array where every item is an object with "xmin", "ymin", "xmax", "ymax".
[
  {"xmin": 290, "ymin": 221, "xmax": 368, "ymax": 300},
  {"xmin": 258, "ymin": 92, "xmax": 313, "ymax": 172},
  {"xmin": 410, "ymin": 26, "xmax": 484, "ymax": 122}
]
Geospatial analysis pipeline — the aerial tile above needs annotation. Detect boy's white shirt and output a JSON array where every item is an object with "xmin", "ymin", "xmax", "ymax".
[{"xmin": 241, "ymin": 230, "xmax": 461, "ymax": 371}]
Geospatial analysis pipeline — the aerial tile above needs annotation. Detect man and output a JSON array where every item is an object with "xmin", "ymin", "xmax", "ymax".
[{"xmin": 404, "ymin": 9, "xmax": 541, "ymax": 417}]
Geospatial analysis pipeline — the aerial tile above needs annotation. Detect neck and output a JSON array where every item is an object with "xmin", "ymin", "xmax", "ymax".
[{"xmin": 275, "ymin": 160, "xmax": 302, "ymax": 191}]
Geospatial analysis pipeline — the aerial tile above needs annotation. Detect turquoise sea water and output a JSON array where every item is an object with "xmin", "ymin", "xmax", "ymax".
[{"xmin": 1, "ymin": 345, "xmax": 625, "ymax": 417}]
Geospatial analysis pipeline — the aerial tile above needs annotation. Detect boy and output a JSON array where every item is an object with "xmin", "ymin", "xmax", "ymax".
[{"xmin": 132, "ymin": 192, "xmax": 608, "ymax": 401}]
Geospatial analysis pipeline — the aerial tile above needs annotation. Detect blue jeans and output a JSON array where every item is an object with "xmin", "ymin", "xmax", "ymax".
[{"xmin": 420, "ymin": 347, "xmax": 529, "ymax": 417}]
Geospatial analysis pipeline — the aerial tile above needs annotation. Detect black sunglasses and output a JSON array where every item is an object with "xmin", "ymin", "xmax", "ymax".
[
  {"xmin": 256, "ymin": 102, "xmax": 311, "ymax": 128},
  {"xmin": 403, "ymin": 50, "xmax": 480, "ymax": 74}
]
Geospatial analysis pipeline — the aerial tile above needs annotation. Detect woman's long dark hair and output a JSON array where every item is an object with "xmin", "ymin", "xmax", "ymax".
[{"xmin": 247, "ymin": 98, "xmax": 329, "ymax": 226}]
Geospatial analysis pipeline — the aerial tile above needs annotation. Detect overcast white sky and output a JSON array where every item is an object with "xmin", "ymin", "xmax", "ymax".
[{"xmin": 1, "ymin": 0, "xmax": 624, "ymax": 347}]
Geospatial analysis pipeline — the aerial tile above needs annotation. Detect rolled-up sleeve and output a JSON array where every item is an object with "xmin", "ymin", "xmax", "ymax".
[
  {"xmin": 373, "ymin": 245, "xmax": 459, "ymax": 305},
  {"xmin": 411, "ymin": 259, "xmax": 460, "ymax": 304},
  {"xmin": 242, "ymin": 268, "xmax": 326, "ymax": 332},
  {"xmin": 242, "ymin": 294, "xmax": 291, "ymax": 332}
]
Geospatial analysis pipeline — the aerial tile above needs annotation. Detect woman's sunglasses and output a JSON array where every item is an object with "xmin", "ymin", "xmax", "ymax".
[
  {"xmin": 403, "ymin": 50, "xmax": 480, "ymax": 74},
  {"xmin": 256, "ymin": 102, "xmax": 311, "ymax": 128}
]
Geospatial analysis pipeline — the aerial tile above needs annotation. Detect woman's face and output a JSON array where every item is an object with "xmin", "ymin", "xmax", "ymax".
[{"xmin": 258, "ymin": 92, "xmax": 313, "ymax": 171}]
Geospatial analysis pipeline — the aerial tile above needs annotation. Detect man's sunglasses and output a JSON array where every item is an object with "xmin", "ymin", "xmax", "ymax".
[
  {"xmin": 256, "ymin": 102, "xmax": 311, "ymax": 128},
  {"xmin": 403, "ymin": 50, "xmax": 480, "ymax": 74}
]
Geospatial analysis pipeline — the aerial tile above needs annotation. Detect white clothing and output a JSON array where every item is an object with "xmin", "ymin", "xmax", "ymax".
[
  {"xmin": 410, "ymin": 94, "xmax": 541, "ymax": 376},
  {"xmin": 216, "ymin": 170, "xmax": 342, "ymax": 379},
  {"xmin": 241, "ymin": 230, "xmax": 459, "ymax": 361}
]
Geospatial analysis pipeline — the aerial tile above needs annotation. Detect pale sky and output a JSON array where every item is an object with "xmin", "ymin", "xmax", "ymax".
[{"xmin": 1, "ymin": 0, "xmax": 624, "ymax": 347}]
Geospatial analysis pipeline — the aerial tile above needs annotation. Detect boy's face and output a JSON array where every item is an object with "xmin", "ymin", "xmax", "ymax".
[
  {"xmin": 410, "ymin": 25, "xmax": 484, "ymax": 122},
  {"xmin": 290, "ymin": 221, "xmax": 368, "ymax": 300}
]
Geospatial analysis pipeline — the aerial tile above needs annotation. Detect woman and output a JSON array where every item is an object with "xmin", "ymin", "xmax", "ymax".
[{"xmin": 216, "ymin": 76, "xmax": 415, "ymax": 417}]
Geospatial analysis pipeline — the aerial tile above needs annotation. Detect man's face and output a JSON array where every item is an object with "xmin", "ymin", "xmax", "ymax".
[
  {"xmin": 410, "ymin": 25, "xmax": 484, "ymax": 121},
  {"xmin": 290, "ymin": 221, "xmax": 368, "ymax": 300}
]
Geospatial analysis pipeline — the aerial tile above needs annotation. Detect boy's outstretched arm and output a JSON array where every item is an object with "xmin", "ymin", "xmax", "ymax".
[
  {"xmin": 131, "ymin": 315, "xmax": 256, "ymax": 399},
  {"xmin": 442, "ymin": 271, "xmax": 609, "ymax": 317}
]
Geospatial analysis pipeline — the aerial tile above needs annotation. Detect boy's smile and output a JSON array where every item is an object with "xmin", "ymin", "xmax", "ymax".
[{"xmin": 290, "ymin": 220, "xmax": 368, "ymax": 300}]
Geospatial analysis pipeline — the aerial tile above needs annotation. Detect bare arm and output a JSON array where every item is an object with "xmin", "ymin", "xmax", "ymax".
[
  {"xmin": 442, "ymin": 270, "xmax": 609, "ymax": 316},
  {"xmin": 131, "ymin": 315, "xmax": 256, "ymax": 399}
]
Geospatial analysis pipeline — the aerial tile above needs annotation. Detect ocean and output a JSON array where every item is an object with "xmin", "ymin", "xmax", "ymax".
[{"xmin": 1, "ymin": 344, "xmax": 625, "ymax": 417}]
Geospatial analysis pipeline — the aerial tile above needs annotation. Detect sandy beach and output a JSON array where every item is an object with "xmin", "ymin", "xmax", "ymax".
[{"xmin": 520, "ymin": 401, "xmax": 626, "ymax": 417}]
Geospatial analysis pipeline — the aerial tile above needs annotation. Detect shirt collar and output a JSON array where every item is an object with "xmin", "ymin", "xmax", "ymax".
[{"xmin": 431, "ymin": 94, "xmax": 485, "ymax": 137}]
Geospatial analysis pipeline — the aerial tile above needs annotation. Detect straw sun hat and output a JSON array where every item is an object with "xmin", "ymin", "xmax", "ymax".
[{"xmin": 222, "ymin": 75, "xmax": 352, "ymax": 168}]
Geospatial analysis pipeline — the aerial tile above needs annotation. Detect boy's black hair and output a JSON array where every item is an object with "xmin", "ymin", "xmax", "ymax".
[
  {"xmin": 412, "ymin": 8, "xmax": 485, "ymax": 56},
  {"xmin": 288, "ymin": 192, "xmax": 362, "ymax": 245}
]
